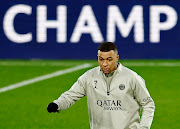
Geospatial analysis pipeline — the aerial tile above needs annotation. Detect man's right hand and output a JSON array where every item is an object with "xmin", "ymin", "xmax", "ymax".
[{"xmin": 47, "ymin": 102, "xmax": 59, "ymax": 113}]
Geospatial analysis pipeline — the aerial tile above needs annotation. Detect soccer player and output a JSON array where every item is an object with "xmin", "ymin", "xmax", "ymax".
[{"xmin": 47, "ymin": 42, "xmax": 155, "ymax": 129}]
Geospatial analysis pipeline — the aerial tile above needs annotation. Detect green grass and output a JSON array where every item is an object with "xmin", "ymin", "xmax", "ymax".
[{"xmin": 0, "ymin": 60, "xmax": 180, "ymax": 129}]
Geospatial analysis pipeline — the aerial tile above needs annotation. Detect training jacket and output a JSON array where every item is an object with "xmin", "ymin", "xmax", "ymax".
[{"xmin": 54, "ymin": 64, "xmax": 155, "ymax": 129}]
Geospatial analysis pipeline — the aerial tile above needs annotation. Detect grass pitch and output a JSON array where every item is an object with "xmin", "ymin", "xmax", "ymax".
[{"xmin": 0, "ymin": 60, "xmax": 179, "ymax": 129}]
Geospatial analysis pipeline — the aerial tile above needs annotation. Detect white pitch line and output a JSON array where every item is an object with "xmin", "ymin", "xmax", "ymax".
[
  {"xmin": 0, "ymin": 62, "xmax": 82, "ymax": 66},
  {"xmin": 0, "ymin": 63, "xmax": 92, "ymax": 93}
]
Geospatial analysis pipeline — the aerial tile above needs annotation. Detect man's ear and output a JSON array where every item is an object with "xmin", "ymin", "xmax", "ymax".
[{"xmin": 117, "ymin": 55, "xmax": 119, "ymax": 61}]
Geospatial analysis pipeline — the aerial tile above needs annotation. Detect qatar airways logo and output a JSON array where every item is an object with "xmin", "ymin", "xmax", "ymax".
[
  {"xmin": 3, "ymin": 4, "xmax": 178, "ymax": 43},
  {"xmin": 97, "ymin": 100, "xmax": 122, "ymax": 111}
]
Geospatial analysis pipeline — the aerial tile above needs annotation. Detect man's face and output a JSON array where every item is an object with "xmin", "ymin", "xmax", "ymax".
[{"xmin": 98, "ymin": 50, "xmax": 119, "ymax": 74}]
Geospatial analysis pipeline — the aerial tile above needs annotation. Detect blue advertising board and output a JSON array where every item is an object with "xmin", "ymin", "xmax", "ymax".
[{"xmin": 0, "ymin": 0, "xmax": 179, "ymax": 59}]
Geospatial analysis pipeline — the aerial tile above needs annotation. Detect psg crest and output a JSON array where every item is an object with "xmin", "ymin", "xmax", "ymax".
[{"xmin": 119, "ymin": 84, "xmax": 125, "ymax": 90}]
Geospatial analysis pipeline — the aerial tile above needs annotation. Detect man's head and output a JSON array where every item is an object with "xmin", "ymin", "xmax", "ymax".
[{"xmin": 98, "ymin": 42, "xmax": 119, "ymax": 74}]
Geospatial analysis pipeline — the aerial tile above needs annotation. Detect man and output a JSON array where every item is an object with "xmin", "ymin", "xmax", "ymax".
[{"xmin": 47, "ymin": 42, "xmax": 155, "ymax": 129}]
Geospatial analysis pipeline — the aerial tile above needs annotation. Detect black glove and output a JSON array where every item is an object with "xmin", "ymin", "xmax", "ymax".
[{"xmin": 47, "ymin": 102, "xmax": 59, "ymax": 113}]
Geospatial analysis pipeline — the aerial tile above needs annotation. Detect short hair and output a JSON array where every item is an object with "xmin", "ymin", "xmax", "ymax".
[{"xmin": 98, "ymin": 42, "xmax": 118, "ymax": 53}]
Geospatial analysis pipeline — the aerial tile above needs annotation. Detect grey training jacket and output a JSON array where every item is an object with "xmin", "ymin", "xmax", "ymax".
[{"xmin": 54, "ymin": 64, "xmax": 155, "ymax": 129}]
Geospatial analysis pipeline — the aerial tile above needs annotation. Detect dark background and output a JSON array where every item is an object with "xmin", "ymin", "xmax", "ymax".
[{"xmin": 0, "ymin": 0, "xmax": 179, "ymax": 59}]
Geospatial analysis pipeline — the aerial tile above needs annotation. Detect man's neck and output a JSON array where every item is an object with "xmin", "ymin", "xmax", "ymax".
[
  {"xmin": 105, "ymin": 71, "xmax": 114, "ymax": 77},
  {"xmin": 104, "ymin": 63, "xmax": 119, "ymax": 77}
]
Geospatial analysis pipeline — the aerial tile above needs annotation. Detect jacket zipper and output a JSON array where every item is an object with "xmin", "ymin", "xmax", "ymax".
[
  {"xmin": 107, "ymin": 84, "xmax": 110, "ymax": 95},
  {"xmin": 102, "ymin": 76, "xmax": 110, "ymax": 96},
  {"xmin": 105, "ymin": 77, "xmax": 112, "ymax": 96},
  {"xmin": 101, "ymin": 72, "xmax": 116, "ymax": 96},
  {"xmin": 106, "ymin": 74, "xmax": 116, "ymax": 96}
]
